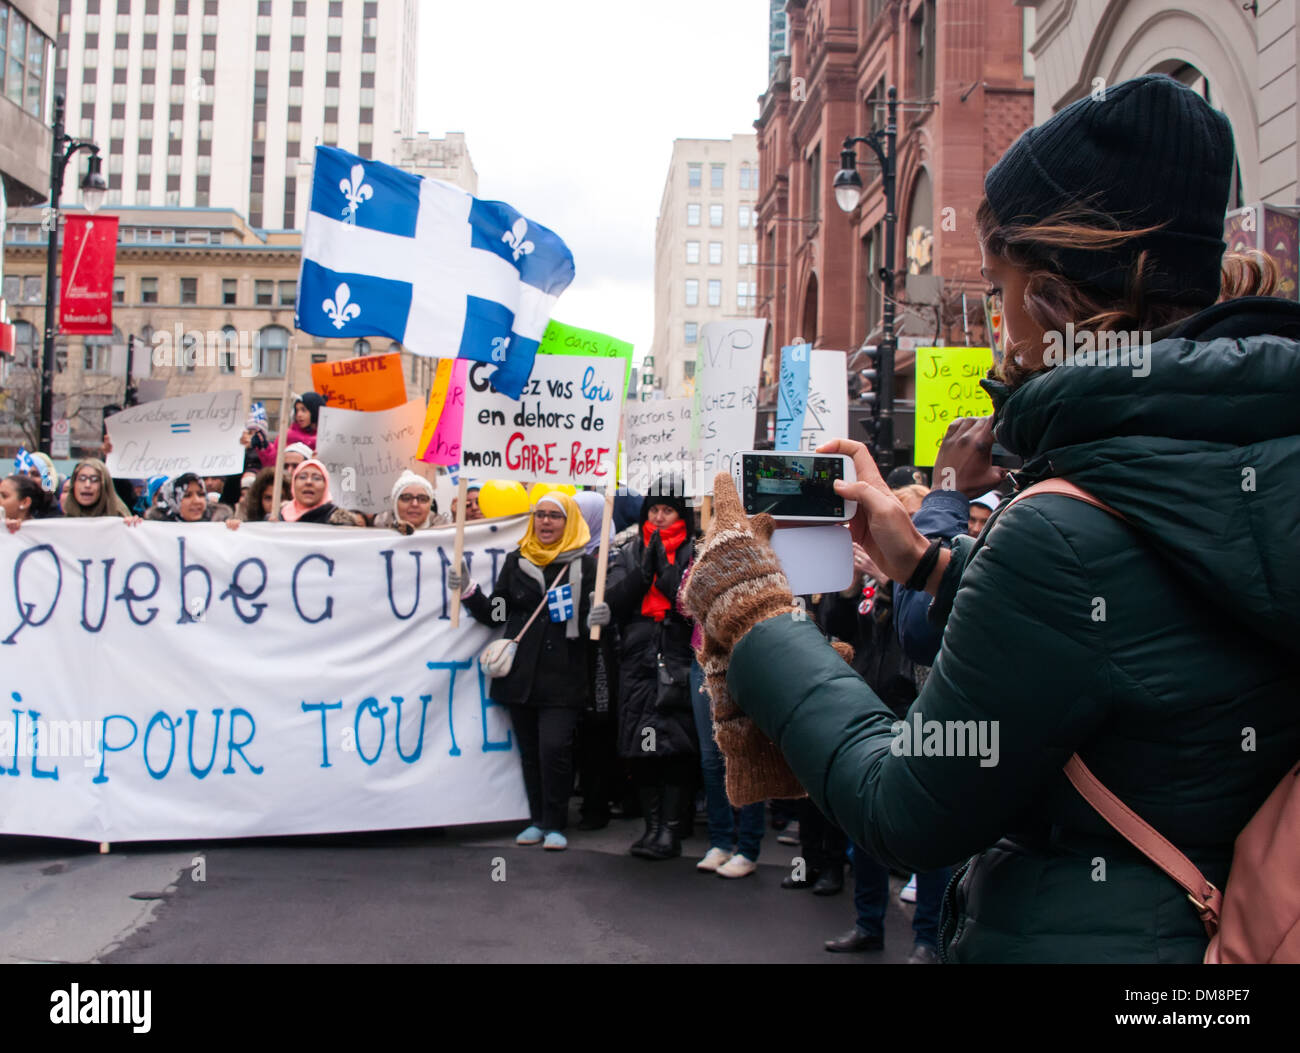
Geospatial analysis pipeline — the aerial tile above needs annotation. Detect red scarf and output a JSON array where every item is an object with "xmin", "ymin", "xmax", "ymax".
[{"xmin": 641, "ymin": 519, "xmax": 688, "ymax": 621}]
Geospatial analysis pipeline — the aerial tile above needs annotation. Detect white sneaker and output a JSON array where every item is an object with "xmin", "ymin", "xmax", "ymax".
[
  {"xmin": 696, "ymin": 847, "xmax": 733, "ymax": 872},
  {"xmin": 716, "ymin": 854, "xmax": 758, "ymax": 879},
  {"xmin": 900, "ymin": 874, "xmax": 917, "ymax": 902}
]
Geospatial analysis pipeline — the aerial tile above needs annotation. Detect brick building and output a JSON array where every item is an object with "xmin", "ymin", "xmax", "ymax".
[{"xmin": 754, "ymin": 0, "xmax": 1034, "ymax": 455}]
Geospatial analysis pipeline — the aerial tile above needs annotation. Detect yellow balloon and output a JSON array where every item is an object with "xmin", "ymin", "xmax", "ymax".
[
  {"xmin": 528, "ymin": 482, "xmax": 576, "ymax": 504},
  {"xmin": 477, "ymin": 480, "xmax": 530, "ymax": 518}
]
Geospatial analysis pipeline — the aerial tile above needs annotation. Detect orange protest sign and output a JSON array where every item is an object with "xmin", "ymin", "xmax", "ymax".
[{"xmin": 311, "ymin": 351, "xmax": 407, "ymax": 411}]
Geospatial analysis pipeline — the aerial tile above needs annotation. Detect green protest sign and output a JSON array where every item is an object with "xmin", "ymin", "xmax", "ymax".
[{"xmin": 538, "ymin": 320, "xmax": 634, "ymax": 389}]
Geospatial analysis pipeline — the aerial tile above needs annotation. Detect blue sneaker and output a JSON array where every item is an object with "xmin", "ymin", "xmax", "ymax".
[
  {"xmin": 543, "ymin": 831, "xmax": 568, "ymax": 851},
  {"xmin": 516, "ymin": 825, "xmax": 543, "ymax": 845}
]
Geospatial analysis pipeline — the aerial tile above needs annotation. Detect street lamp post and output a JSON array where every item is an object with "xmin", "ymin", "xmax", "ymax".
[
  {"xmin": 832, "ymin": 85, "xmax": 898, "ymax": 471},
  {"xmin": 39, "ymin": 92, "xmax": 108, "ymax": 455}
]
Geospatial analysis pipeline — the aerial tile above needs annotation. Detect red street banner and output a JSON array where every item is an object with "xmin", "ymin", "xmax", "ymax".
[{"xmin": 59, "ymin": 214, "xmax": 119, "ymax": 335}]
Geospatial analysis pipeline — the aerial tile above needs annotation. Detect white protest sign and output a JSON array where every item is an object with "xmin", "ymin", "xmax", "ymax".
[
  {"xmin": 105, "ymin": 390, "xmax": 244, "ymax": 478},
  {"xmin": 0, "ymin": 517, "xmax": 530, "ymax": 842},
  {"xmin": 787, "ymin": 349, "xmax": 848, "ymax": 453},
  {"xmin": 625, "ymin": 397, "xmax": 693, "ymax": 494},
  {"xmin": 315, "ymin": 399, "xmax": 427, "ymax": 514},
  {"xmin": 459, "ymin": 355, "xmax": 624, "ymax": 485},
  {"xmin": 694, "ymin": 319, "xmax": 765, "ymax": 491}
]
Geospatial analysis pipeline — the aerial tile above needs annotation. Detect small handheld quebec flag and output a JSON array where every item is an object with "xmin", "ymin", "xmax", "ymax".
[{"xmin": 547, "ymin": 583, "xmax": 574, "ymax": 623}]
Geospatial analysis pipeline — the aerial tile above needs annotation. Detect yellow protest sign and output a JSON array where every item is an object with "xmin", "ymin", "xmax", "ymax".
[
  {"xmin": 914, "ymin": 346, "xmax": 995, "ymax": 467},
  {"xmin": 416, "ymin": 359, "xmax": 458, "ymax": 458}
]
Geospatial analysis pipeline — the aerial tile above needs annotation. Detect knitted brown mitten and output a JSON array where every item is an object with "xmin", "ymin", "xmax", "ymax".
[{"xmin": 682, "ymin": 473, "xmax": 805, "ymax": 805}]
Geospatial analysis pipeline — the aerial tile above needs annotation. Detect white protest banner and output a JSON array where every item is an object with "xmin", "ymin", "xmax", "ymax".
[
  {"xmin": 694, "ymin": 319, "xmax": 765, "ymax": 491},
  {"xmin": 314, "ymin": 399, "xmax": 427, "ymax": 515},
  {"xmin": 0, "ymin": 517, "xmax": 530, "ymax": 842},
  {"xmin": 105, "ymin": 390, "xmax": 244, "ymax": 478},
  {"xmin": 625, "ymin": 397, "xmax": 693, "ymax": 494},
  {"xmin": 459, "ymin": 355, "xmax": 623, "ymax": 485},
  {"xmin": 777, "ymin": 348, "xmax": 848, "ymax": 453}
]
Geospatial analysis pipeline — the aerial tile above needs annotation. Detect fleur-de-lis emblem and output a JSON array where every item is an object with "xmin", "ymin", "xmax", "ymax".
[
  {"xmin": 340, "ymin": 164, "xmax": 373, "ymax": 225},
  {"xmin": 502, "ymin": 218, "xmax": 534, "ymax": 262},
  {"xmin": 322, "ymin": 283, "xmax": 361, "ymax": 329}
]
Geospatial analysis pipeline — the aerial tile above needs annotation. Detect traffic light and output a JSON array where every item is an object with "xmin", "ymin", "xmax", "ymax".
[{"xmin": 856, "ymin": 344, "xmax": 880, "ymax": 412}]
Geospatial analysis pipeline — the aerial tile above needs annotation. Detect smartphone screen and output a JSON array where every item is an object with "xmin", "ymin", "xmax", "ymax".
[{"xmin": 741, "ymin": 454, "xmax": 845, "ymax": 518}]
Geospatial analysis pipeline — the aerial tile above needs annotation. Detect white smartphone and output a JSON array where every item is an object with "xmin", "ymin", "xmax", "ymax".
[{"xmin": 731, "ymin": 452, "xmax": 857, "ymax": 523}]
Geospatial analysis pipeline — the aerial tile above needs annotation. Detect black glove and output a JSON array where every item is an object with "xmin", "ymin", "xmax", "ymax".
[
  {"xmin": 640, "ymin": 530, "xmax": 663, "ymax": 586},
  {"xmin": 650, "ymin": 538, "xmax": 693, "ymax": 606}
]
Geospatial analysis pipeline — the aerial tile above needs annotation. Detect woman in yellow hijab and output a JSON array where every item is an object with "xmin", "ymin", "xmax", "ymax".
[{"xmin": 458, "ymin": 490, "xmax": 602, "ymax": 852}]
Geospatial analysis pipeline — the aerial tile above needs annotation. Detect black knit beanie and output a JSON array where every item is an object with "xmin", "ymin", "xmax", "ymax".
[{"xmin": 984, "ymin": 74, "xmax": 1235, "ymax": 304}]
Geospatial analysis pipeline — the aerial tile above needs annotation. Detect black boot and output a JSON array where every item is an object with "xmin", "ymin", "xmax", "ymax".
[
  {"xmin": 641, "ymin": 782, "xmax": 683, "ymax": 860},
  {"xmin": 629, "ymin": 784, "xmax": 661, "ymax": 857},
  {"xmin": 812, "ymin": 863, "xmax": 844, "ymax": 896}
]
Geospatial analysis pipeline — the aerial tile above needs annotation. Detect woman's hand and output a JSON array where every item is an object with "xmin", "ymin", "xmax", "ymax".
[
  {"xmin": 123, "ymin": 515, "xmax": 143, "ymax": 527},
  {"xmin": 818, "ymin": 439, "xmax": 931, "ymax": 585},
  {"xmin": 587, "ymin": 599, "xmax": 611, "ymax": 629},
  {"xmin": 226, "ymin": 518, "xmax": 242, "ymax": 531},
  {"xmin": 239, "ymin": 430, "xmax": 252, "ymax": 448},
  {"xmin": 852, "ymin": 542, "xmax": 885, "ymax": 582},
  {"xmin": 5, "ymin": 518, "xmax": 21, "ymax": 534},
  {"xmin": 932, "ymin": 417, "xmax": 1008, "ymax": 498},
  {"xmin": 102, "ymin": 435, "xmax": 114, "ymax": 456}
]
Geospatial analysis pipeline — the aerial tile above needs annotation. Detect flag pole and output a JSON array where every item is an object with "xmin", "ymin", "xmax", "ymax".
[
  {"xmin": 270, "ymin": 340, "xmax": 296, "ymax": 521},
  {"xmin": 589, "ymin": 468, "xmax": 617, "ymax": 642},
  {"xmin": 449, "ymin": 476, "xmax": 469, "ymax": 627}
]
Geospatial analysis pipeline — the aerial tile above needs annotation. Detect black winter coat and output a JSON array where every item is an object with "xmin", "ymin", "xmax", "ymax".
[
  {"xmin": 605, "ymin": 535, "xmax": 698, "ymax": 759},
  {"xmin": 464, "ymin": 550, "xmax": 595, "ymax": 708}
]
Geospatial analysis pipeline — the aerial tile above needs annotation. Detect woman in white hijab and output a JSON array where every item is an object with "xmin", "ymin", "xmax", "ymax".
[
  {"xmin": 374, "ymin": 469, "xmax": 451, "ymax": 533},
  {"xmin": 574, "ymin": 489, "xmax": 611, "ymax": 555}
]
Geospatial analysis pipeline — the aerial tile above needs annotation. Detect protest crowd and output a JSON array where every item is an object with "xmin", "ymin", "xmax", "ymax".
[{"xmin": 5, "ymin": 75, "xmax": 1299, "ymax": 966}]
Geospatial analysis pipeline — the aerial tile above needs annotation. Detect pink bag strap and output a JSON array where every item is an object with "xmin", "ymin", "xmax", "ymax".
[
  {"xmin": 512, "ymin": 563, "xmax": 569, "ymax": 643},
  {"xmin": 1012, "ymin": 478, "xmax": 1222, "ymax": 936}
]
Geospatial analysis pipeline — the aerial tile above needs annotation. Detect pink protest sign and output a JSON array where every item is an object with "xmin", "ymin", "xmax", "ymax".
[{"xmin": 418, "ymin": 358, "xmax": 468, "ymax": 466}]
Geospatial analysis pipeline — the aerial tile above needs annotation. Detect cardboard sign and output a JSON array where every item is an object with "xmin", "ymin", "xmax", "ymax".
[
  {"xmin": 105, "ymin": 391, "xmax": 244, "ymax": 478},
  {"xmin": 416, "ymin": 359, "xmax": 468, "ymax": 467},
  {"xmin": 777, "ymin": 347, "xmax": 847, "ymax": 453},
  {"xmin": 694, "ymin": 319, "xmax": 765, "ymax": 490},
  {"xmin": 624, "ymin": 397, "xmax": 693, "ymax": 494},
  {"xmin": 775, "ymin": 343, "xmax": 812, "ymax": 451},
  {"xmin": 0, "ymin": 518, "xmax": 530, "ymax": 842},
  {"xmin": 315, "ymin": 399, "xmax": 428, "ymax": 513},
  {"xmin": 538, "ymin": 319, "xmax": 635, "ymax": 391},
  {"xmin": 914, "ymin": 346, "xmax": 995, "ymax": 467},
  {"xmin": 311, "ymin": 351, "xmax": 408, "ymax": 411},
  {"xmin": 459, "ymin": 355, "xmax": 624, "ymax": 485}
]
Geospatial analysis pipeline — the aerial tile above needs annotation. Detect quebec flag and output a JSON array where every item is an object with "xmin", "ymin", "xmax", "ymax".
[{"xmin": 297, "ymin": 146, "xmax": 576, "ymax": 399}]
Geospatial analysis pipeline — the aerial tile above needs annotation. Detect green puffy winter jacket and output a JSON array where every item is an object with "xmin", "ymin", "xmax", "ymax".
[{"xmin": 728, "ymin": 297, "xmax": 1300, "ymax": 963}]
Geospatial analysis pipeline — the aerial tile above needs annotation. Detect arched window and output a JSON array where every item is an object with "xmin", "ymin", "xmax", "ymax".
[
  {"xmin": 218, "ymin": 325, "xmax": 239, "ymax": 374},
  {"xmin": 905, "ymin": 168, "xmax": 934, "ymax": 276},
  {"xmin": 353, "ymin": 337, "xmax": 371, "ymax": 356},
  {"xmin": 257, "ymin": 324, "xmax": 289, "ymax": 376}
]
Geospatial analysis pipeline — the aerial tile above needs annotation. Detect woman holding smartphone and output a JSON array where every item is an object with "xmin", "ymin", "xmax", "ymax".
[{"xmin": 682, "ymin": 75, "xmax": 1300, "ymax": 963}]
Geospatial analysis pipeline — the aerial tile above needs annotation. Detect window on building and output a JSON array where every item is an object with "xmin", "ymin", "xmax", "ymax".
[
  {"xmin": 737, "ymin": 282, "xmax": 750, "ymax": 309},
  {"xmin": 255, "ymin": 280, "xmax": 274, "ymax": 306},
  {"xmin": 222, "ymin": 278, "xmax": 238, "ymax": 305},
  {"xmin": 23, "ymin": 275, "xmax": 42, "ymax": 302},
  {"xmin": 178, "ymin": 331, "xmax": 198, "ymax": 373},
  {"xmin": 685, "ymin": 322, "xmax": 698, "ymax": 345},
  {"xmin": 180, "ymin": 277, "xmax": 198, "ymax": 304},
  {"xmin": 354, "ymin": 338, "xmax": 371, "ymax": 356},
  {"xmin": 708, "ymin": 241, "xmax": 722, "ymax": 265},
  {"xmin": 141, "ymin": 277, "xmax": 158, "ymax": 304},
  {"xmin": 687, "ymin": 163, "xmax": 701, "ymax": 188},
  {"xmin": 12, "ymin": 320, "xmax": 36, "ymax": 367},
  {"xmin": 686, "ymin": 203, "xmax": 700, "ymax": 227},
  {"xmin": 709, "ymin": 204, "xmax": 723, "ymax": 227},
  {"xmin": 710, "ymin": 164, "xmax": 724, "ymax": 189},
  {"xmin": 707, "ymin": 279, "xmax": 721, "ymax": 307},
  {"xmin": 218, "ymin": 325, "xmax": 238, "ymax": 374},
  {"xmin": 808, "ymin": 146, "xmax": 821, "ymax": 225},
  {"xmin": 257, "ymin": 325, "xmax": 289, "ymax": 376},
  {"xmin": 685, "ymin": 240, "xmax": 699, "ymax": 264},
  {"xmin": 912, "ymin": 0, "xmax": 936, "ymax": 100},
  {"xmin": 740, "ymin": 163, "xmax": 754, "ymax": 190},
  {"xmin": 685, "ymin": 279, "xmax": 698, "ymax": 307},
  {"xmin": 113, "ymin": 276, "xmax": 126, "ymax": 304},
  {"xmin": 738, "ymin": 244, "xmax": 748, "ymax": 265},
  {"xmin": 684, "ymin": 360, "xmax": 695, "ymax": 380},
  {"xmin": 83, "ymin": 335, "xmax": 113, "ymax": 373},
  {"xmin": 278, "ymin": 281, "xmax": 296, "ymax": 307}
]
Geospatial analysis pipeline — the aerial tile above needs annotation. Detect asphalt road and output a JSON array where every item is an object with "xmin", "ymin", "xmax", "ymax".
[{"xmin": 2, "ymin": 814, "xmax": 921, "ymax": 964}]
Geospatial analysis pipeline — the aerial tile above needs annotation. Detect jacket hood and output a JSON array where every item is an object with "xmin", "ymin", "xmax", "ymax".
[{"xmin": 991, "ymin": 296, "xmax": 1300, "ymax": 652}]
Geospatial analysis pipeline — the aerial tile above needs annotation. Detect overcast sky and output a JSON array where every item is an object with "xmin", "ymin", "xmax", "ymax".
[{"xmin": 417, "ymin": 0, "xmax": 771, "ymax": 363}]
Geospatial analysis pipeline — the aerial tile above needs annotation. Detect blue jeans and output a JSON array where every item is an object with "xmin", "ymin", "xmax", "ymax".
[
  {"xmin": 850, "ymin": 843, "xmax": 950, "ymax": 948},
  {"xmin": 690, "ymin": 659, "xmax": 764, "ymax": 859}
]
